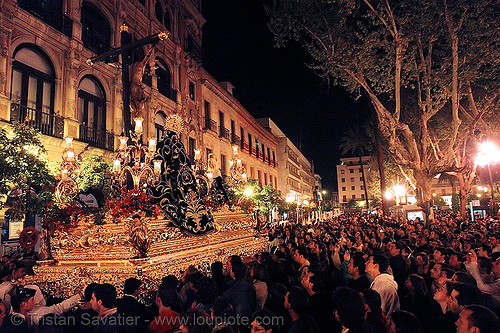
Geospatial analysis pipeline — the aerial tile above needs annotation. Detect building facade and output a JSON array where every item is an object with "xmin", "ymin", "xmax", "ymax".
[
  {"xmin": 0, "ymin": 0, "xmax": 279, "ymax": 191},
  {"xmin": 257, "ymin": 118, "xmax": 315, "ymax": 204},
  {"xmin": 337, "ymin": 156, "xmax": 371, "ymax": 209}
]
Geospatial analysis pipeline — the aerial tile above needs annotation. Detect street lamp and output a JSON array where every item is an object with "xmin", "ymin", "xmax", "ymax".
[{"xmin": 475, "ymin": 141, "xmax": 500, "ymax": 217}]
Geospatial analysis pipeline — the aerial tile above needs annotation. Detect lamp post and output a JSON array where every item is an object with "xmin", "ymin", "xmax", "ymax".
[{"xmin": 476, "ymin": 141, "xmax": 500, "ymax": 217}]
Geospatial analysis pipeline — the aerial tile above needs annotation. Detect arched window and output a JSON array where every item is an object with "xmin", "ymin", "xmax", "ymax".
[
  {"xmin": 11, "ymin": 44, "xmax": 57, "ymax": 136},
  {"xmin": 155, "ymin": 111, "xmax": 166, "ymax": 139},
  {"xmin": 81, "ymin": 3, "xmax": 111, "ymax": 54},
  {"xmin": 155, "ymin": 58, "xmax": 176, "ymax": 101},
  {"xmin": 78, "ymin": 76, "xmax": 109, "ymax": 149},
  {"xmin": 155, "ymin": 1, "xmax": 171, "ymax": 31}
]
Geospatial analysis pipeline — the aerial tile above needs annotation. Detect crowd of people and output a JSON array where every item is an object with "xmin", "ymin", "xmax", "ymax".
[{"xmin": 0, "ymin": 211, "xmax": 500, "ymax": 333}]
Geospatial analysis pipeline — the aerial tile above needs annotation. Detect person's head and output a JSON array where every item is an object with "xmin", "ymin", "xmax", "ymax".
[
  {"xmin": 11, "ymin": 261, "xmax": 28, "ymax": 280},
  {"xmin": 180, "ymin": 308, "xmax": 211, "ymax": 333},
  {"xmin": 477, "ymin": 256, "xmax": 492, "ymax": 275},
  {"xmin": 388, "ymin": 310, "xmax": 424, "ymax": 333},
  {"xmin": 284, "ymin": 286, "xmax": 309, "ymax": 315},
  {"xmin": 332, "ymin": 287, "xmax": 366, "ymax": 329},
  {"xmin": 230, "ymin": 261, "xmax": 247, "ymax": 280},
  {"xmin": 250, "ymin": 309, "xmax": 280, "ymax": 333},
  {"xmin": 491, "ymin": 253, "xmax": 500, "ymax": 278},
  {"xmin": 361, "ymin": 289, "xmax": 382, "ymax": 315},
  {"xmin": 252, "ymin": 263, "xmax": 269, "ymax": 282},
  {"xmin": 387, "ymin": 241, "xmax": 403, "ymax": 257},
  {"xmin": 433, "ymin": 247, "xmax": 447, "ymax": 262},
  {"xmin": 347, "ymin": 253, "xmax": 366, "ymax": 277},
  {"xmin": 405, "ymin": 274, "xmax": 427, "ymax": 296},
  {"xmin": 292, "ymin": 245, "xmax": 308, "ymax": 264},
  {"xmin": 10, "ymin": 286, "xmax": 36, "ymax": 313},
  {"xmin": 24, "ymin": 284, "xmax": 46, "ymax": 308},
  {"xmin": 414, "ymin": 252, "xmax": 429, "ymax": 267},
  {"xmin": 156, "ymin": 283, "xmax": 179, "ymax": 309},
  {"xmin": 123, "ymin": 277, "xmax": 142, "ymax": 296},
  {"xmin": 195, "ymin": 277, "xmax": 218, "ymax": 305},
  {"xmin": 488, "ymin": 234, "xmax": 500, "ymax": 249},
  {"xmin": 366, "ymin": 254, "xmax": 389, "ymax": 277},
  {"xmin": 449, "ymin": 252, "xmax": 465, "ymax": 268},
  {"xmin": 456, "ymin": 305, "xmax": 500, "ymax": 333},
  {"xmin": 447, "ymin": 282, "xmax": 485, "ymax": 314},
  {"xmin": 212, "ymin": 297, "xmax": 235, "ymax": 320},
  {"xmin": 91, "ymin": 283, "xmax": 117, "ymax": 313},
  {"xmin": 452, "ymin": 272, "xmax": 477, "ymax": 286},
  {"xmin": 211, "ymin": 261, "xmax": 224, "ymax": 276},
  {"xmin": 83, "ymin": 283, "xmax": 99, "ymax": 303}
]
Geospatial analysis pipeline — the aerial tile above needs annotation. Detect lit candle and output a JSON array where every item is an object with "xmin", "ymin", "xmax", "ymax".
[
  {"xmin": 65, "ymin": 137, "xmax": 73, "ymax": 149},
  {"xmin": 113, "ymin": 159, "xmax": 121, "ymax": 174},
  {"xmin": 206, "ymin": 172, "xmax": 213, "ymax": 180},
  {"xmin": 148, "ymin": 138, "xmax": 157, "ymax": 153},
  {"xmin": 61, "ymin": 169, "xmax": 68, "ymax": 179},
  {"xmin": 237, "ymin": 158, "xmax": 242, "ymax": 166},
  {"xmin": 229, "ymin": 160, "xmax": 234, "ymax": 166},
  {"xmin": 134, "ymin": 118, "xmax": 143, "ymax": 135},
  {"xmin": 119, "ymin": 136, "xmax": 128, "ymax": 150},
  {"xmin": 232, "ymin": 145, "xmax": 239, "ymax": 154},
  {"xmin": 153, "ymin": 160, "xmax": 162, "ymax": 175},
  {"xmin": 194, "ymin": 149, "xmax": 201, "ymax": 161},
  {"xmin": 242, "ymin": 173, "xmax": 247, "ymax": 180},
  {"xmin": 66, "ymin": 150, "xmax": 75, "ymax": 161}
]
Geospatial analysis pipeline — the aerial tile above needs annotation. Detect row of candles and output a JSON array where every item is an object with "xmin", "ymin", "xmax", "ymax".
[{"xmin": 60, "ymin": 137, "xmax": 76, "ymax": 180}]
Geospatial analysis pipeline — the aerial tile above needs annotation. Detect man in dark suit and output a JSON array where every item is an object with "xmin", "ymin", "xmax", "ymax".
[
  {"xmin": 222, "ymin": 261, "xmax": 256, "ymax": 332},
  {"xmin": 115, "ymin": 278, "xmax": 150, "ymax": 333}
]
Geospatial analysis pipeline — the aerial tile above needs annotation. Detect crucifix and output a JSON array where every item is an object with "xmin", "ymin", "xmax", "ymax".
[{"xmin": 87, "ymin": 25, "xmax": 168, "ymax": 135}]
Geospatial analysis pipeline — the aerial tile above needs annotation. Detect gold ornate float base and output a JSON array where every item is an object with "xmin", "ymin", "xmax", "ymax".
[{"xmin": 24, "ymin": 210, "xmax": 268, "ymax": 300}]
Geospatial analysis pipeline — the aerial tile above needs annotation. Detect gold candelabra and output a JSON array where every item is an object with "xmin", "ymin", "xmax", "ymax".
[
  {"xmin": 55, "ymin": 137, "xmax": 81, "ymax": 203},
  {"xmin": 112, "ymin": 118, "xmax": 161, "ymax": 191},
  {"xmin": 229, "ymin": 145, "xmax": 247, "ymax": 186}
]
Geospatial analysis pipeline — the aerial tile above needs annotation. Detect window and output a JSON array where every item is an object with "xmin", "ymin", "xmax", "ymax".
[
  {"xmin": 341, "ymin": 178, "xmax": 345, "ymax": 183},
  {"xmin": 267, "ymin": 148, "xmax": 271, "ymax": 164},
  {"xmin": 442, "ymin": 189, "xmax": 446, "ymax": 195},
  {"xmin": 343, "ymin": 195, "xmax": 347, "ymax": 202},
  {"xmin": 351, "ymin": 177, "xmax": 354, "ymax": 182},
  {"xmin": 206, "ymin": 148, "xmax": 212, "ymax": 161},
  {"xmin": 156, "ymin": 58, "xmax": 175, "ymax": 101},
  {"xmin": 11, "ymin": 45, "xmax": 57, "ymax": 137},
  {"xmin": 240, "ymin": 127, "xmax": 245, "ymax": 149},
  {"xmin": 248, "ymin": 134, "xmax": 252, "ymax": 154},
  {"xmin": 81, "ymin": 3, "xmax": 111, "ymax": 54},
  {"xmin": 18, "ymin": 0, "xmax": 72, "ymax": 37},
  {"xmin": 189, "ymin": 81, "xmax": 195, "ymax": 100},
  {"xmin": 155, "ymin": 112, "xmax": 166, "ymax": 139},
  {"xmin": 352, "ymin": 195, "xmax": 356, "ymax": 199},
  {"xmin": 155, "ymin": 0, "xmax": 171, "ymax": 31},
  {"xmin": 360, "ymin": 177, "xmax": 364, "ymax": 181},
  {"xmin": 258, "ymin": 170, "xmax": 262, "ymax": 186},
  {"xmin": 264, "ymin": 173, "xmax": 268, "ymax": 185},
  {"xmin": 188, "ymin": 137, "xmax": 196, "ymax": 160},
  {"xmin": 342, "ymin": 186, "xmax": 346, "ymax": 191},
  {"xmin": 255, "ymin": 139, "xmax": 259, "ymax": 158},
  {"xmin": 351, "ymin": 186, "xmax": 355, "ymax": 191},
  {"xmin": 204, "ymin": 101, "xmax": 211, "ymax": 129},
  {"xmin": 220, "ymin": 154, "xmax": 226, "ymax": 176},
  {"xmin": 272, "ymin": 151, "xmax": 276, "ymax": 166},
  {"xmin": 341, "ymin": 170, "xmax": 345, "ymax": 174},
  {"xmin": 361, "ymin": 194, "xmax": 365, "ymax": 199},
  {"xmin": 350, "ymin": 169, "xmax": 354, "ymax": 173},
  {"xmin": 359, "ymin": 168, "xmax": 362, "ymax": 173},
  {"xmin": 78, "ymin": 76, "xmax": 108, "ymax": 149},
  {"xmin": 218, "ymin": 111, "xmax": 226, "ymax": 138}
]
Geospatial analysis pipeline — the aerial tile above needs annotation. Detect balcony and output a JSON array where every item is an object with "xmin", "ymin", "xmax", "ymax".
[
  {"xmin": 231, "ymin": 134, "xmax": 241, "ymax": 146},
  {"xmin": 157, "ymin": 82, "xmax": 178, "ymax": 102},
  {"xmin": 79, "ymin": 124, "xmax": 114, "ymax": 151},
  {"xmin": 10, "ymin": 103, "xmax": 63, "ymax": 138},
  {"xmin": 185, "ymin": 36, "xmax": 202, "ymax": 62},
  {"xmin": 18, "ymin": 0, "xmax": 73, "ymax": 37},
  {"xmin": 203, "ymin": 118, "xmax": 217, "ymax": 133},
  {"xmin": 219, "ymin": 126, "xmax": 230, "ymax": 140}
]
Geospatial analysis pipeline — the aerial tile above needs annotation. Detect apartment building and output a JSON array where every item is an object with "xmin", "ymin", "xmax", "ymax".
[{"xmin": 337, "ymin": 156, "xmax": 371, "ymax": 208}]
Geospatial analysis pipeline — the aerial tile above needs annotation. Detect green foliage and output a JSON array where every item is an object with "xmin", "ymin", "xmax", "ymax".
[
  {"xmin": 0, "ymin": 123, "xmax": 55, "ymax": 209},
  {"xmin": 77, "ymin": 155, "xmax": 111, "ymax": 193}
]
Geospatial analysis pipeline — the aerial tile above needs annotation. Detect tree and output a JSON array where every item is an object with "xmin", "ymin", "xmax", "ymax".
[
  {"xmin": 268, "ymin": 0, "xmax": 500, "ymax": 219},
  {"xmin": 339, "ymin": 125, "xmax": 371, "ymax": 210},
  {"xmin": 0, "ymin": 123, "xmax": 55, "ymax": 214}
]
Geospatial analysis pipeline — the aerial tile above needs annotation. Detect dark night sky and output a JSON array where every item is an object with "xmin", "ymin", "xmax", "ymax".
[{"xmin": 201, "ymin": 0, "xmax": 371, "ymax": 190}]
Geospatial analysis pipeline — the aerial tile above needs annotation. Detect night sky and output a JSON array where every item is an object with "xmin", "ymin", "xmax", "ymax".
[{"xmin": 201, "ymin": 0, "xmax": 371, "ymax": 190}]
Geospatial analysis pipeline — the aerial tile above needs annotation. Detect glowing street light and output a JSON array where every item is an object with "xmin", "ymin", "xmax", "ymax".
[{"xmin": 476, "ymin": 141, "xmax": 500, "ymax": 217}]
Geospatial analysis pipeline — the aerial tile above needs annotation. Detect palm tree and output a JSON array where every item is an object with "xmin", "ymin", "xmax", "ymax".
[{"xmin": 340, "ymin": 126, "xmax": 371, "ymax": 211}]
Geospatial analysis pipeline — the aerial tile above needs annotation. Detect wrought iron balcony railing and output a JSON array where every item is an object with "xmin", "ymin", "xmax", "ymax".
[
  {"xmin": 79, "ymin": 124, "xmax": 114, "ymax": 151},
  {"xmin": 10, "ymin": 103, "xmax": 64, "ymax": 138},
  {"xmin": 203, "ymin": 118, "xmax": 217, "ymax": 133},
  {"xmin": 219, "ymin": 126, "xmax": 230, "ymax": 140},
  {"xmin": 231, "ymin": 134, "xmax": 241, "ymax": 146},
  {"xmin": 18, "ymin": 0, "xmax": 73, "ymax": 37}
]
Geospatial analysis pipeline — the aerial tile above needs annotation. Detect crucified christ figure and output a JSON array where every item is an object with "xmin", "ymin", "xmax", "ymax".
[{"xmin": 130, "ymin": 45, "xmax": 154, "ymax": 119}]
